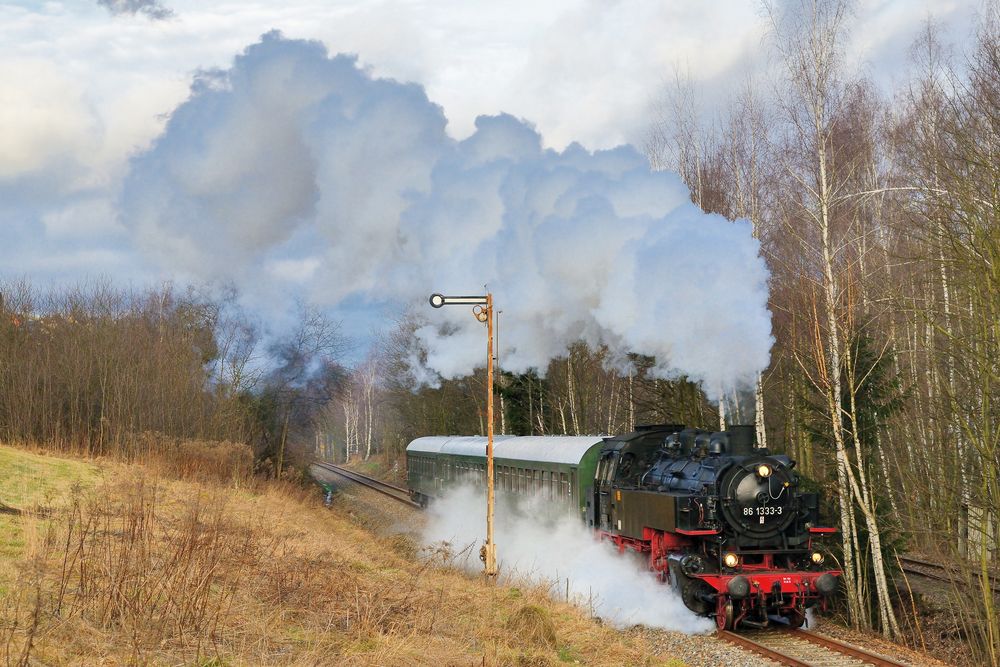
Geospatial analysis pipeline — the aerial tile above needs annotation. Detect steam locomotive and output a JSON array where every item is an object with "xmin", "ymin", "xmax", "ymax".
[{"xmin": 406, "ymin": 424, "xmax": 840, "ymax": 630}]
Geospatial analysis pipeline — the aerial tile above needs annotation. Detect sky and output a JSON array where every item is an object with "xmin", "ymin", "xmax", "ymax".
[{"xmin": 0, "ymin": 0, "xmax": 986, "ymax": 365}]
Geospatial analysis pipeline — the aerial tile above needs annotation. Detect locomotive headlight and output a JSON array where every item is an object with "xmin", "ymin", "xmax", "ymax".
[
  {"xmin": 723, "ymin": 552, "xmax": 740, "ymax": 568},
  {"xmin": 757, "ymin": 464, "xmax": 772, "ymax": 478},
  {"xmin": 810, "ymin": 551, "xmax": 825, "ymax": 565}
]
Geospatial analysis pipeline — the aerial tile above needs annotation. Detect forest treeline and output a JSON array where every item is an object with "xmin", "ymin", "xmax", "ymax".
[
  {"xmin": 0, "ymin": 280, "xmax": 347, "ymax": 478},
  {"xmin": 0, "ymin": 1, "xmax": 996, "ymax": 663}
]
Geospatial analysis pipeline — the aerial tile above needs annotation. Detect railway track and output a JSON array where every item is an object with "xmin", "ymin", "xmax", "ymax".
[
  {"xmin": 313, "ymin": 461, "xmax": 423, "ymax": 509},
  {"xmin": 898, "ymin": 554, "xmax": 1000, "ymax": 588},
  {"xmin": 718, "ymin": 627, "xmax": 911, "ymax": 666}
]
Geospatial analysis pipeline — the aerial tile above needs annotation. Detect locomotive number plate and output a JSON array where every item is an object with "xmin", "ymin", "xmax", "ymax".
[{"xmin": 742, "ymin": 506, "xmax": 783, "ymax": 516}]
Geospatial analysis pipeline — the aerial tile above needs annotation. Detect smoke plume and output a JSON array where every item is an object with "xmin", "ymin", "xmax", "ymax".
[
  {"xmin": 422, "ymin": 485, "xmax": 713, "ymax": 633},
  {"xmin": 121, "ymin": 32, "xmax": 772, "ymax": 393}
]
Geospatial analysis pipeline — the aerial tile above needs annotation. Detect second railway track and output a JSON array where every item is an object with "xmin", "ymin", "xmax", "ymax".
[
  {"xmin": 718, "ymin": 627, "xmax": 911, "ymax": 666},
  {"xmin": 313, "ymin": 461, "xmax": 423, "ymax": 509},
  {"xmin": 898, "ymin": 553, "xmax": 1000, "ymax": 589}
]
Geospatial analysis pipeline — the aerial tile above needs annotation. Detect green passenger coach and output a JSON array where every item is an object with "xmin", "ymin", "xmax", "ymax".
[{"xmin": 406, "ymin": 435, "xmax": 606, "ymax": 517}]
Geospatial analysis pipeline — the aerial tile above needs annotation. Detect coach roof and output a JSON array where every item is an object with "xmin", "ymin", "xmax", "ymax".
[{"xmin": 406, "ymin": 435, "xmax": 606, "ymax": 466}]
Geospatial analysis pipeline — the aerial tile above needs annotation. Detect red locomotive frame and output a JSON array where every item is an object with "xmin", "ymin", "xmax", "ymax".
[{"xmin": 598, "ymin": 525, "xmax": 840, "ymax": 630}]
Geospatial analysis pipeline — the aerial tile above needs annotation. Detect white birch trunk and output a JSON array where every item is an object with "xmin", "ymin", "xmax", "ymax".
[
  {"xmin": 567, "ymin": 357, "xmax": 580, "ymax": 435},
  {"xmin": 755, "ymin": 373, "xmax": 767, "ymax": 448}
]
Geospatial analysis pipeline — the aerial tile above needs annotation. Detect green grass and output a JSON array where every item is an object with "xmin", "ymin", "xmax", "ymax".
[{"xmin": 0, "ymin": 445, "xmax": 100, "ymax": 561}]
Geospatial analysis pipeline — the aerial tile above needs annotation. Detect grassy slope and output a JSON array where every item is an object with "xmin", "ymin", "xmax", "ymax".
[
  {"xmin": 0, "ymin": 444, "xmax": 682, "ymax": 666},
  {"xmin": 0, "ymin": 446, "xmax": 100, "ymax": 578}
]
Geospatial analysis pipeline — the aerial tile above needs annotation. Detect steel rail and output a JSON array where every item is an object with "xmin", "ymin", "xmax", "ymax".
[
  {"xmin": 791, "ymin": 628, "xmax": 910, "ymax": 666},
  {"xmin": 899, "ymin": 555, "xmax": 1000, "ymax": 587},
  {"xmin": 717, "ymin": 630, "xmax": 811, "ymax": 666},
  {"xmin": 898, "ymin": 554, "xmax": 1000, "ymax": 588},
  {"xmin": 313, "ymin": 461, "xmax": 423, "ymax": 509},
  {"xmin": 719, "ymin": 627, "xmax": 913, "ymax": 666}
]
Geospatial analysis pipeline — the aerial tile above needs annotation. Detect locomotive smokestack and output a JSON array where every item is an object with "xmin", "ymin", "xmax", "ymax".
[{"xmin": 728, "ymin": 425, "xmax": 755, "ymax": 455}]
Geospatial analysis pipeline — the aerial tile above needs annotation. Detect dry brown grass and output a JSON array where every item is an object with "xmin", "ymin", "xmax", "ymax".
[
  {"xmin": 0, "ymin": 444, "xmax": 675, "ymax": 666},
  {"xmin": 128, "ymin": 432, "xmax": 255, "ymax": 487}
]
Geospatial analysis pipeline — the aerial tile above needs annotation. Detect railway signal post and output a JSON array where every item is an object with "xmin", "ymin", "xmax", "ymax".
[{"xmin": 428, "ymin": 292, "xmax": 498, "ymax": 579}]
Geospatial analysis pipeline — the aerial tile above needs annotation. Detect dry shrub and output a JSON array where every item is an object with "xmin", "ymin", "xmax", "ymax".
[
  {"xmin": 129, "ymin": 432, "xmax": 254, "ymax": 486},
  {"xmin": 0, "ymin": 478, "xmax": 275, "ymax": 664},
  {"xmin": 506, "ymin": 604, "xmax": 557, "ymax": 649},
  {"xmin": 0, "ymin": 477, "xmax": 435, "ymax": 665}
]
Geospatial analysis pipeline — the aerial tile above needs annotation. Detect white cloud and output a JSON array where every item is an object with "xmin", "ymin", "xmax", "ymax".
[
  {"xmin": 0, "ymin": 59, "xmax": 99, "ymax": 182},
  {"xmin": 40, "ymin": 197, "xmax": 120, "ymax": 237}
]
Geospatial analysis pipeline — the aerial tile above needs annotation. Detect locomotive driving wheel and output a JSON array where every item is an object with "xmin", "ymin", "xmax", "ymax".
[
  {"xmin": 716, "ymin": 598, "xmax": 734, "ymax": 631},
  {"xmin": 681, "ymin": 579, "xmax": 713, "ymax": 616}
]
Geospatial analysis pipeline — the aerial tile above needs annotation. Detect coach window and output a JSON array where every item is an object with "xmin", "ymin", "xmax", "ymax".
[{"xmin": 560, "ymin": 472, "xmax": 569, "ymax": 497}]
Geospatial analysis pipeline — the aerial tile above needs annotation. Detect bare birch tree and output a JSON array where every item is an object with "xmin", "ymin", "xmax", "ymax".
[{"xmin": 764, "ymin": 0, "xmax": 900, "ymax": 637}]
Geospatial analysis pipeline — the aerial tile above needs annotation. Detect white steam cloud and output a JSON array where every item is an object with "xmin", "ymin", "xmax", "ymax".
[
  {"xmin": 422, "ymin": 485, "xmax": 713, "ymax": 633},
  {"xmin": 121, "ymin": 32, "xmax": 772, "ymax": 392}
]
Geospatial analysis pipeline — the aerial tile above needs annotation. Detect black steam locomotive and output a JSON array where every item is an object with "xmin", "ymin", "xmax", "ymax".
[
  {"xmin": 590, "ymin": 424, "xmax": 839, "ymax": 630},
  {"xmin": 407, "ymin": 423, "xmax": 840, "ymax": 630}
]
